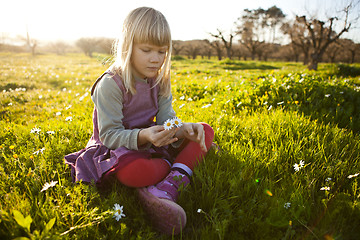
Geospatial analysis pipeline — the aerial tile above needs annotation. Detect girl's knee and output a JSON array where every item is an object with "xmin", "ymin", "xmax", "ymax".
[{"xmin": 200, "ymin": 122, "xmax": 214, "ymax": 139}]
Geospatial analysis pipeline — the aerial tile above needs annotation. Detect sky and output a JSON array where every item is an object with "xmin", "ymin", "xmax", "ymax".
[{"xmin": 1, "ymin": 0, "xmax": 359, "ymax": 44}]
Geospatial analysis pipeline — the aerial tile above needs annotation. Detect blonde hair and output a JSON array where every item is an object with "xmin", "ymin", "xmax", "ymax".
[{"xmin": 112, "ymin": 7, "xmax": 172, "ymax": 97}]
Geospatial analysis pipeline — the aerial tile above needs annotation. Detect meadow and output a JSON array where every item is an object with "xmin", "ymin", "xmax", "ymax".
[{"xmin": 0, "ymin": 52, "xmax": 360, "ymax": 239}]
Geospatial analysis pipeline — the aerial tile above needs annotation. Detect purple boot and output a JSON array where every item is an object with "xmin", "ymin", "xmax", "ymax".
[{"xmin": 137, "ymin": 170, "xmax": 190, "ymax": 235}]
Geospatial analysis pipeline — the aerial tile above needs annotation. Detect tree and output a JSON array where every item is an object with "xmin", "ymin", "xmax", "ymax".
[
  {"xmin": 76, "ymin": 38, "xmax": 100, "ymax": 57},
  {"xmin": 205, "ymin": 39, "xmax": 224, "ymax": 60},
  {"xmin": 294, "ymin": 1, "xmax": 358, "ymax": 70},
  {"xmin": 172, "ymin": 40, "xmax": 185, "ymax": 56},
  {"xmin": 281, "ymin": 21, "xmax": 312, "ymax": 65},
  {"xmin": 236, "ymin": 8, "xmax": 267, "ymax": 60},
  {"xmin": 209, "ymin": 29, "xmax": 234, "ymax": 59},
  {"xmin": 264, "ymin": 6, "xmax": 286, "ymax": 43}
]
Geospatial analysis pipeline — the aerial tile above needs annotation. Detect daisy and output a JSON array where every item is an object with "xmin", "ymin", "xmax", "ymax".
[
  {"xmin": 197, "ymin": 208, "xmax": 202, "ymax": 213},
  {"xmin": 65, "ymin": 116, "xmax": 72, "ymax": 122},
  {"xmin": 163, "ymin": 119, "xmax": 174, "ymax": 130},
  {"xmin": 172, "ymin": 117, "xmax": 183, "ymax": 128},
  {"xmin": 320, "ymin": 187, "xmax": 330, "ymax": 191},
  {"xmin": 113, "ymin": 203, "xmax": 125, "ymax": 221},
  {"xmin": 293, "ymin": 163, "xmax": 300, "ymax": 172},
  {"xmin": 347, "ymin": 173, "xmax": 359, "ymax": 179},
  {"xmin": 284, "ymin": 202, "xmax": 291, "ymax": 209},
  {"xmin": 40, "ymin": 180, "xmax": 58, "ymax": 192},
  {"xmin": 30, "ymin": 127, "xmax": 41, "ymax": 134}
]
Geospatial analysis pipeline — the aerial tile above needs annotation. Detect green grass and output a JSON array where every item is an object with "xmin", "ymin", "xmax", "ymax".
[{"xmin": 0, "ymin": 53, "xmax": 360, "ymax": 239}]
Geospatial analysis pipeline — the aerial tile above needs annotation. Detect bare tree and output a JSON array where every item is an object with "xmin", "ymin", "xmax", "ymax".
[
  {"xmin": 172, "ymin": 40, "xmax": 185, "ymax": 56},
  {"xmin": 205, "ymin": 39, "xmax": 223, "ymax": 60},
  {"xmin": 209, "ymin": 29, "xmax": 234, "ymax": 59},
  {"xmin": 281, "ymin": 21, "xmax": 312, "ymax": 65},
  {"xmin": 294, "ymin": 1, "xmax": 358, "ymax": 70},
  {"xmin": 76, "ymin": 38, "xmax": 101, "ymax": 57},
  {"xmin": 264, "ymin": 6, "xmax": 286, "ymax": 43}
]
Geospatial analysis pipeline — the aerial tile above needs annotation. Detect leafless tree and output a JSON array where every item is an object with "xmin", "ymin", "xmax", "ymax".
[
  {"xmin": 209, "ymin": 29, "xmax": 234, "ymax": 59},
  {"xmin": 294, "ymin": 1, "xmax": 358, "ymax": 70},
  {"xmin": 76, "ymin": 38, "xmax": 101, "ymax": 57},
  {"xmin": 205, "ymin": 39, "xmax": 224, "ymax": 60}
]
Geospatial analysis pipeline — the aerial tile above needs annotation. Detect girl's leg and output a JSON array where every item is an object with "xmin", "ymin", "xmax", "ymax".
[
  {"xmin": 172, "ymin": 123, "xmax": 214, "ymax": 175},
  {"xmin": 116, "ymin": 158, "xmax": 171, "ymax": 188}
]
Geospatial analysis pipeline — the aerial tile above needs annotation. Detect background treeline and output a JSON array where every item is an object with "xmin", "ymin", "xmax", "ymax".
[{"xmin": 1, "ymin": 4, "xmax": 359, "ymax": 70}]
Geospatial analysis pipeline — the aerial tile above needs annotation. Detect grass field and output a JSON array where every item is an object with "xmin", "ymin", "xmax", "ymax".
[{"xmin": 1, "ymin": 53, "xmax": 360, "ymax": 239}]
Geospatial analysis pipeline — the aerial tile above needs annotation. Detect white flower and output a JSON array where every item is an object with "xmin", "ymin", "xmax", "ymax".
[
  {"xmin": 30, "ymin": 127, "xmax": 41, "ymax": 134},
  {"xmin": 56, "ymin": 112, "xmax": 61, "ymax": 116},
  {"xmin": 39, "ymin": 95, "xmax": 43, "ymax": 99},
  {"xmin": 197, "ymin": 208, "xmax": 202, "ymax": 213},
  {"xmin": 284, "ymin": 202, "xmax": 291, "ymax": 209},
  {"xmin": 180, "ymin": 96, "xmax": 185, "ymax": 100},
  {"xmin": 326, "ymin": 177, "xmax": 332, "ymax": 182},
  {"xmin": 113, "ymin": 203, "xmax": 125, "ymax": 221},
  {"xmin": 172, "ymin": 117, "xmax": 183, "ymax": 128},
  {"xmin": 320, "ymin": 186, "xmax": 330, "ymax": 191},
  {"xmin": 277, "ymin": 101, "xmax": 284, "ymax": 105},
  {"xmin": 65, "ymin": 116, "xmax": 72, "ymax": 122},
  {"xmin": 40, "ymin": 180, "xmax": 58, "ymax": 192},
  {"xmin": 163, "ymin": 119, "xmax": 174, "ymax": 130},
  {"xmin": 299, "ymin": 160, "xmax": 305, "ymax": 168},
  {"xmin": 293, "ymin": 160, "xmax": 305, "ymax": 172},
  {"xmin": 348, "ymin": 173, "xmax": 359, "ymax": 179},
  {"xmin": 202, "ymin": 104, "xmax": 212, "ymax": 108},
  {"xmin": 47, "ymin": 131, "xmax": 55, "ymax": 135},
  {"xmin": 325, "ymin": 94, "xmax": 331, "ymax": 98},
  {"xmin": 179, "ymin": 104, "xmax": 185, "ymax": 109},
  {"xmin": 33, "ymin": 147, "xmax": 45, "ymax": 155},
  {"xmin": 293, "ymin": 163, "xmax": 300, "ymax": 172},
  {"xmin": 8, "ymin": 102, "xmax": 13, "ymax": 106}
]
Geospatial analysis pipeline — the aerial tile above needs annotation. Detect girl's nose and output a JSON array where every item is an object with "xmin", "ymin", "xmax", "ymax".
[{"xmin": 150, "ymin": 53, "xmax": 162, "ymax": 63}]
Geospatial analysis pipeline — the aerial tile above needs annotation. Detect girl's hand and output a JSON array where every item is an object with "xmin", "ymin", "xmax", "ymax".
[
  {"xmin": 138, "ymin": 125, "xmax": 178, "ymax": 148},
  {"xmin": 175, "ymin": 123, "xmax": 207, "ymax": 152}
]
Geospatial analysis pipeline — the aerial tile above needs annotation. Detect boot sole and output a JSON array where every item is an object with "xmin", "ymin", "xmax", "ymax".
[{"xmin": 137, "ymin": 188, "xmax": 186, "ymax": 235}]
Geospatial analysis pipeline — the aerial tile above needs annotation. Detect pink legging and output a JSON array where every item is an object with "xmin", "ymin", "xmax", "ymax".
[{"xmin": 116, "ymin": 123, "xmax": 214, "ymax": 187}]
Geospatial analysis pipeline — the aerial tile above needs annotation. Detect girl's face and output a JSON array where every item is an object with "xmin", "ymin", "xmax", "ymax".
[{"xmin": 131, "ymin": 43, "xmax": 168, "ymax": 79}]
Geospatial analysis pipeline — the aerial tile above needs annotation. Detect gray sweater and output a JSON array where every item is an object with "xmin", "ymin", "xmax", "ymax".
[{"xmin": 91, "ymin": 73, "xmax": 180, "ymax": 150}]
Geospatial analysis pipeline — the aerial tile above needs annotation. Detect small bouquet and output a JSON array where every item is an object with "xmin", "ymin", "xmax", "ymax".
[{"xmin": 163, "ymin": 117, "xmax": 183, "ymax": 130}]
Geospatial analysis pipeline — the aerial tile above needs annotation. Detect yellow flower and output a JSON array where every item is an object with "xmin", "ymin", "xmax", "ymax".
[
  {"xmin": 9, "ymin": 145, "xmax": 15, "ymax": 150},
  {"xmin": 13, "ymin": 154, "xmax": 18, "ymax": 158}
]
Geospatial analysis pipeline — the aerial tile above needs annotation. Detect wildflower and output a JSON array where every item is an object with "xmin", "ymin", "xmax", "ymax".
[
  {"xmin": 202, "ymin": 104, "xmax": 212, "ymax": 108},
  {"xmin": 113, "ymin": 203, "xmax": 125, "ymax": 221},
  {"xmin": 326, "ymin": 177, "xmax": 332, "ymax": 182},
  {"xmin": 47, "ymin": 131, "xmax": 55, "ymax": 135},
  {"xmin": 293, "ymin": 160, "xmax": 305, "ymax": 172},
  {"xmin": 277, "ymin": 101, "xmax": 284, "ymax": 105},
  {"xmin": 179, "ymin": 104, "xmax": 185, "ymax": 109},
  {"xmin": 299, "ymin": 160, "xmax": 305, "ymax": 168},
  {"xmin": 172, "ymin": 117, "xmax": 183, "ymax": 128},
  {"xmin": 40, "ymin": 180, "xmax": 58, "ymax": 192},
  {"xmin": 163, "ymin": 119, "xmax": 174, "ymax": 130},
  {"xmin": 33, "ymin": 148, "xmax": 45, "ymax": 155},
  {"xmin": 197, "ymin": 208, "xmax": 202, "ymax": 213},
  {"xmin": 284, "ymin": 202, "xmax": 291, "ymax": 209},
  {"xmin": 30, "ymin": 127, "xmax": 41, "ymax": 134},
  {"xmin": 268, "ymin": 105, "xmax": 272, "ymax": 111},
  {"xmin": 320, "ymin": 187, "xmax": 330, "ymax": 191},
  {"xmin": 9, "ymin": 145, "xmax": 15, "ymax": 150},
  {"xmin": 347, "ymin": 173, "xmax": 359, "ymax": 179},
  {"xmin": 39, "ymin": 95, "xmax": 43, "ymax": 99},
  {"xmin": 65, "ymin": 105, "xmax": 72, "ymax": 110},
  {"xmin": 8, "ymin": 102, "xmax": 13, "ymax": 106},
  {"xmin": 179, "ymin": 96, "xmax": 185, "ymax": 100},
  {"xmin": 13, "ymin": 154, "xmax": 18, "ymax": 158},
  {"xmin": 65, "ymin": 116, "xmax": 72, "ymax": 122},
  {"xmin": 187, "ymin": 97, "xmax": 193, "ymax": 101},
  {"xmin": 56, "ymin": 112, "xmax": 61, "ymax": 116},
  {"xmin": 325, "ymin": 94, "xmax": 331, "ymax": 98}
]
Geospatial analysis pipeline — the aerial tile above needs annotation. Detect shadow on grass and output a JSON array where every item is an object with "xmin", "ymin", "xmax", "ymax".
[{"xmin": 218, "ymin": 59, "xmax": 280, "ymax": 71}]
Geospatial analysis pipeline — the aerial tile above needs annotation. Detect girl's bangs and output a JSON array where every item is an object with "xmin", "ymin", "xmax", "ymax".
[{"xmin": 133, "ymin": 15, "xmax": 171, "ymax": 47}]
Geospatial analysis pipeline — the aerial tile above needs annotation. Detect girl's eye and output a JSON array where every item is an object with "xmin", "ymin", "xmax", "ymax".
[
  {"xmin": 159, "ymin": 51, "xmax": 166, "ymax": 54},
  {"xmin": 141, "ymin": 49, "xmax": 150, "ymax": 52}
]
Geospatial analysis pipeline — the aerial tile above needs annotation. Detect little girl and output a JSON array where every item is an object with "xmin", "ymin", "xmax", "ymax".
[{"xmin": 65, "ymin": 7, "xmax": 214, "ymax": 235}]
